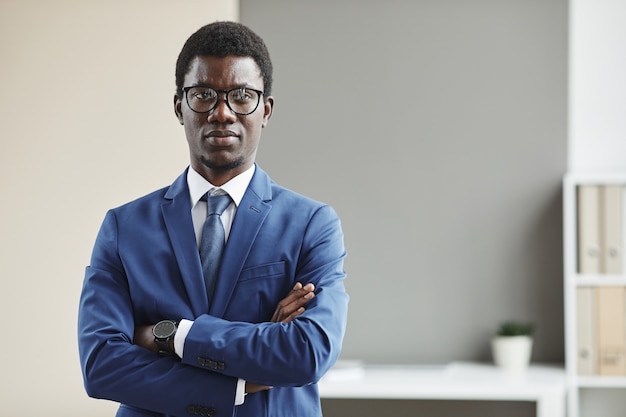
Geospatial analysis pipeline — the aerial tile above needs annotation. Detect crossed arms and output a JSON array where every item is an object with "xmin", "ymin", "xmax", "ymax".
[{"xmin": 133, "ymin": 282, "xmax": 316, "ymax": 394}]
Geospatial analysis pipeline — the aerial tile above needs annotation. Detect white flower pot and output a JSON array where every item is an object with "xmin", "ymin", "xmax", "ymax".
[{"xmin": 491, "ymin": 335, "xmax": 533, "ymax": 372}]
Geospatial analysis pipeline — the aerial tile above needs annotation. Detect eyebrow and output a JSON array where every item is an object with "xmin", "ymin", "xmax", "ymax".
[{"xmin": 188, "ymin": 83, "xmax": 259, "ymax": 90}]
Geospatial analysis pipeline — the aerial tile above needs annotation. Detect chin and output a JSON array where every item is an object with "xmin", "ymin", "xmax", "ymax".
[{"xmin": 202, "ymin": 156, "xmax": 244, "ymax": 172}]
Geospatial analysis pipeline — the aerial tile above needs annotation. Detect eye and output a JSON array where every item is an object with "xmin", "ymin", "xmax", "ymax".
[
  {"xmin": 191, "ymin": 88, "xmax": 217, "ymax": 101},
  {"xmin": 230, "ymin": 88, "xmax": 254, "ymax": 102}
]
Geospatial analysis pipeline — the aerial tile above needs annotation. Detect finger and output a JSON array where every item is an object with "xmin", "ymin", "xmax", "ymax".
[
  {"xmin": 280, "ymin": 307, "xmax": 305, "ymax": 323},
  {"xmin": 273, "ymin": 292, "xmax": 315, "ymax": 323},
  {"xmin": 276, "ymin": 283, "xmax": 304, "ymax": 306},
  {"xmin": 283, "ymin": 289, "xmax": 315, "ymax": 311},
  {"xmin": 272, "ymin": 300, "xmax": 302, "ymax": 322},
  {"xmin": 271, "ymin": 283, "xmax": 316, "ymax": 322},
  {"xmin": 271, "ymin": 293, "xmax": 312, "ymax": 322},
  {"xmin": 245, "ymin": 382, "xmax": 273, "ymax": 394},
  {"xmin": 288, "ymin": 283, "xmax": 314, "ymax": 301}
]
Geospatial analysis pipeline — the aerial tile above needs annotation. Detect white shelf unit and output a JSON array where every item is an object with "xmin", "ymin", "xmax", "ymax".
[
  {"xmin": 563, "ymin": 173, "xmax": 626, "ymax": 417},
  {"xmin": 319, "ymin": 362, "xmax": 566, "ymax": 417}
]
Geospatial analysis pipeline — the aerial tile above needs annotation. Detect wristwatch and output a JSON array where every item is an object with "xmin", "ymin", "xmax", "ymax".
[{"xmin": 152, "ymin": 319, "xmax": 177, "ymax": 356}]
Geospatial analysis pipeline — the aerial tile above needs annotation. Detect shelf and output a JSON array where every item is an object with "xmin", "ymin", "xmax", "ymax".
[
  {"xmin": 565, "ymin": 172, "xmax": 626, "ymax": 185},
  {"xmin": 319, "ymin": 362, "xmax": 566, "ymax": 417},
  {"xmin": 563, "ymin": 174, "xmax": 626, "ymax": 417},
  {"xmin": 576, "ymin": 375, "xmax": 626, "ymax": 388},
  {"xmin": 569, "ymin": 274, "xmax": 626, "ymax": 286}
]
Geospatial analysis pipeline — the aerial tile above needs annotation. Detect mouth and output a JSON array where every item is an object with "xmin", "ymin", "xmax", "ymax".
[{"xmin": 207, "ymin": 130, "xmax": 238, "ymax": 146}]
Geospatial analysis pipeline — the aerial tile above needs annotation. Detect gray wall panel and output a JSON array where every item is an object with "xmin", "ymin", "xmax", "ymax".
[{"xmin": 241, "ymin": 0, "xmax": 567, "ymax": 367}]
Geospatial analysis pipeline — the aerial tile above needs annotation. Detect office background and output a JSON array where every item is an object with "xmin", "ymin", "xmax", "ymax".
[
  {"xmin": 243, "ymin": 2, "xmax": 564, "ymax": 415},
  {"xmin": 1, "ymin": 0, "xmax": 625, "ymax": 416}
]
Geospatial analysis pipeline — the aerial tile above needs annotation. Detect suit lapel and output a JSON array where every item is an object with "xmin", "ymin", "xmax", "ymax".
[
  {"xmin": 209, "ymin": 166, "xmax": 272, "ymax": 317},
  {"xmin": 161, "ymin": 169, "xmax": 209, "ymax": 316}
]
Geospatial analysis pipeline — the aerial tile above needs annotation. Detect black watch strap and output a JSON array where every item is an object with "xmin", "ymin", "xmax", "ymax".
[{"xmin": 155, "ymin": 337, "xmax": 174, "ymax": 356}]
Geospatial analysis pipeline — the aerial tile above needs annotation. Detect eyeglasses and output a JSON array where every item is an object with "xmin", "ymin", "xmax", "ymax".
[{"xmin": 183, "ymin": 86, "xmax": 264, "ymax": 116}]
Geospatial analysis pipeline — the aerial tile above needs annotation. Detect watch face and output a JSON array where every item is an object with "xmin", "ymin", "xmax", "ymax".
[{"xmin": 153, "ymin": 320, "xmax": 176, "ymax": 338}]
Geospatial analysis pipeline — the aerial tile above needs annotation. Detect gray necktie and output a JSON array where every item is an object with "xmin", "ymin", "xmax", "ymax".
[{"xmin": 199, "ymin": 190, "xmax": 231, "ymax": 302}]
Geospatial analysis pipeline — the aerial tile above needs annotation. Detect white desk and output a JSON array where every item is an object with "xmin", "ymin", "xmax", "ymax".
[{"xmin": 318, "ymin": 362, "xmax": 566, "ymax": 417}]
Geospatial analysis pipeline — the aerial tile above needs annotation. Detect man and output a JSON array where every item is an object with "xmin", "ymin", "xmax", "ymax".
[{"xmin": 78, "ymin": 21, "xmax": 348, "ymax": 417}]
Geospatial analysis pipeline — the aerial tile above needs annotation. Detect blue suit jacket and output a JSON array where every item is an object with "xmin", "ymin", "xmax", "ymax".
[{"xmin": 78, "ymin": 166, "xmax": 349, "ymax": 417}]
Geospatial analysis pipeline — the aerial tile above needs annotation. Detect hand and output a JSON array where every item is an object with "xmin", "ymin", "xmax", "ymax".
[
  {"xmin": 270, "ymin": 282, "xmax": 315, "ymax": 323},
  {"xmin": 245, "ymin": 381, "xmax": 272, "ymax": 394},
  {"xmin": 134, "ymin": 324, "xmax": 158, "ymax": 353},
  {"xmin": 247, "ymin": 283, "xmax": 315, "ymax": 395}
]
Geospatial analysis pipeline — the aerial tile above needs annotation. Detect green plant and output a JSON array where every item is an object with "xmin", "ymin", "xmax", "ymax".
[{"xmin": 496, "ymin": 321, "xmax": 534, "ymax": 337}]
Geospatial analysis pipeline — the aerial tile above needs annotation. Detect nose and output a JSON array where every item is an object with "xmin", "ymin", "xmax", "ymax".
[{"xmin": 207, "ymin": 94, "xmax": 237, "ymax": 123}]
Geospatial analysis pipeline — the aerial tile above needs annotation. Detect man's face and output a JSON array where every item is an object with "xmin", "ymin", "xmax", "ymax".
[{"xmin": 175, "ymin": 55, "xmax": 273, "ymax": 185}]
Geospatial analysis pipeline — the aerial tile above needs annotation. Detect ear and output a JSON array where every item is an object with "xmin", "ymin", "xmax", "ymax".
[
  {"xmin": 174, "ymin": 94, "xmax": 184, "ymax": 125},
  {"xmin": 261, "ymin": 96, "xmax": 274, "ymax": 128}
]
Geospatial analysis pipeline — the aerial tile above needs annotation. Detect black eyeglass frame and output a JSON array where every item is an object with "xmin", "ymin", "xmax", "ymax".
[{"xmin": 182, "ymin": 86, "xmax": 265, "ymax": 116}]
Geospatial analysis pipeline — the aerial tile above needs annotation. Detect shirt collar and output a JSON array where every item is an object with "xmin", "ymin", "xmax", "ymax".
[{"xmin": 187, "ymin": 164, "xmax": 256, "ymax": 208}]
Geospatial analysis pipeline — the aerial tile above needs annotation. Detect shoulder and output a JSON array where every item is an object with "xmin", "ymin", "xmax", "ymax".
[
  {"xmin": 266, "ymin": 179, "xmax": 342, "ymax": 228},
  {"xmin": 253, "ymin": 165, "xmax": 328, "ymax": 209},
  {"xmin": 108, "ymin": 170, "xmax": 189, "ymax": 218},
  {"xmin": 110, "ymin": 186, "xmax": 169, "ymax": 214},
  {"xmin": 272, "ymin": 181, "xmax": 323, "ymax": 206}
]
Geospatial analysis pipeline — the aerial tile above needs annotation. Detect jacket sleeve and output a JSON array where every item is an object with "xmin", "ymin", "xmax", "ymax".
[
  {"xmin": 181, "ymin": 204, "xmax": 349, "ymax": 387},
  {"xmin": 78, "ymin": 210, "xmax": 238, "ymax": 416}
]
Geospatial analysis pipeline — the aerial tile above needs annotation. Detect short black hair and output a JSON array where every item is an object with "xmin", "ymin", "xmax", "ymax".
[{"xmin": 175, "ymin": 21, "xmax": 273, "ymax": 99}]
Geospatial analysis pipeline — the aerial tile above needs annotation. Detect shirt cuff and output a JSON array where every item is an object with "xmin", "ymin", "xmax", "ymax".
[
  {"xmin": 235, "ymin": 378, "xmax": 247, "ymax": 405},
  {"xmin": 174, "ymin": 319, "xmax": 193, "ymax": 357},
  {"xmin": 175, "ymin": 320, "xmax": 245, "ymax": 406}
]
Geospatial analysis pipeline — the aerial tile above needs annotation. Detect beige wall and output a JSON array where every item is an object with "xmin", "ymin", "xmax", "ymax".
[{"xmin": 0, "ymin": 1, "xmax": 238, "ymax": 415}]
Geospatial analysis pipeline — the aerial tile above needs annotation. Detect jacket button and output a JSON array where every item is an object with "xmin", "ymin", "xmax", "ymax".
[
  {"xmin": 197, "ymin": 357, "xmax": 226, "ymax": 370},
  {"xmin": 201, "ymin": 406, "xmax": 216, "ymax": 416},
  {"xmin": 186, "ymin": 405, "xmax": 216, "ymax": 416}
]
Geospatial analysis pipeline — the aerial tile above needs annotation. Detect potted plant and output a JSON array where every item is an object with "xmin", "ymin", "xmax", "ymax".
[{"xmin": 491, "ymin": 321, "xmax": 534, "ymax": 372}]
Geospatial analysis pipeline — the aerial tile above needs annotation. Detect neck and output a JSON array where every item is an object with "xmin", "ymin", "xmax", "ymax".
[{"xmin": 193, "ymin": 161, "xmax": 253, "ymax": 186}]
